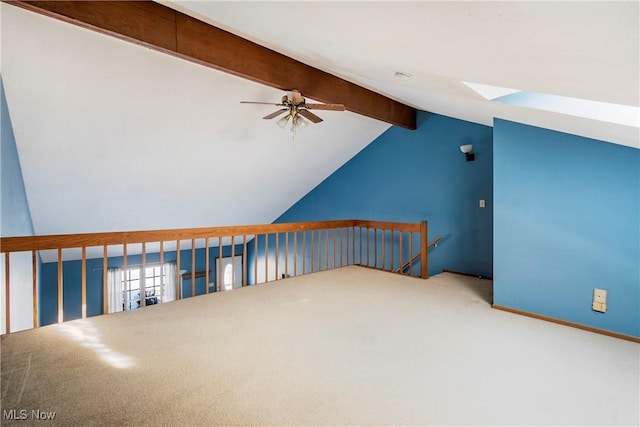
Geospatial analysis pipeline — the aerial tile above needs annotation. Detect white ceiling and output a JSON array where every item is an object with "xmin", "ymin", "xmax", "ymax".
[{"xmin": 1, "ymin": 1, "xmax": 638, "ymax": 237}]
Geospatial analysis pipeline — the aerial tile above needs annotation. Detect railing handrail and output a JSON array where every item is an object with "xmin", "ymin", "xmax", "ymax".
[
  {"xmin": 397, "ymin": 236, "xmax": 441, "ymax": 274},
  {"xmin": 0, "ymin": 219, "xmax": 424, "ymax": 253}
]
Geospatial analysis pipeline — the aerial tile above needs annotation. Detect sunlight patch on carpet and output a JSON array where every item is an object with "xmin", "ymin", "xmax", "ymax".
[{"xmin": 54, "ymin": 321, "xmax": 134, "ymax": 369}]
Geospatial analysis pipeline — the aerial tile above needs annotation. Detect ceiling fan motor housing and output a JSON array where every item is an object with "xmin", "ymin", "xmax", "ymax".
[{"xmin": 241, "ymin": 90, "xmax": 345, "ymax": 124}]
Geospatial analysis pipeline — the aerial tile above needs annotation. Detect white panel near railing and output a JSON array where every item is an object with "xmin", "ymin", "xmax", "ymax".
[{"xmin": 1, "ymin": 251, "xmax": 36, "ymax": 334}]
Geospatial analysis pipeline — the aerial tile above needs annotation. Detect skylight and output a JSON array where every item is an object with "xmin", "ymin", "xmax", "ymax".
[
  {"xmin": 463, "ymin": 82, "xmax": 639, "ymax": 128},
  {"xmin": 463, "ymin": 82, "xmax": 521, "ymax": 100}
]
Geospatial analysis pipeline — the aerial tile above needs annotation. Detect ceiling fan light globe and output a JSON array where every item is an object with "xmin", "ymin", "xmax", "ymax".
[
  {"xmin": 276, "ymin": 114, "xmax": 290, "ymax": 128},
  {"xmin": 297, "ymin": 115, "xmax": 309, "ymax": 128}
]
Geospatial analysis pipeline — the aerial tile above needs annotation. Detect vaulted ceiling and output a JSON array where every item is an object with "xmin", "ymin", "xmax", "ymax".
[{"xmin": 1, "ymin": 1, "xmax": 638, "ymax": 236}]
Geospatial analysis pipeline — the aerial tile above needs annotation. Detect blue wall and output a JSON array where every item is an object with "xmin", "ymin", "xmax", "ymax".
[
  {"xmin": 274, "ymin": 111, "xmax": 494, "ymax": 277},
  {"xmin": 493, "ymin": 119, "xmax": 640, "ymax": 337},
  {"xmin": 1, "ymin": 76, "xmax": 35, "ymax": 237},
  {"xmin": 39, "ymin": 245, "xmax": 243, "ymax": 326}
]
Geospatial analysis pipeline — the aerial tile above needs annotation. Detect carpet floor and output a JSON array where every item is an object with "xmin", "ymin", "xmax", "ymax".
[{"xmin": 1, "ymin": 266, "xmax": 638, "ymax": 426}]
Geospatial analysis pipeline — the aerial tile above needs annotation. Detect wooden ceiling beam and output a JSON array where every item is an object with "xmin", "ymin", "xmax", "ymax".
[{"xmin": 6, "ymin": 1, "xmax": 417, "ymax": 129}]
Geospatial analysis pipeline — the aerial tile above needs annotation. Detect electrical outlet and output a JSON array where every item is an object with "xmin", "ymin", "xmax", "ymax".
[
  {"xmin": 592, "ymin": 288, "xmax": 607, "ymax": 312},
  {"xmin": 479, "ymin": 199, "xmax": 486, "ymax": 208}
]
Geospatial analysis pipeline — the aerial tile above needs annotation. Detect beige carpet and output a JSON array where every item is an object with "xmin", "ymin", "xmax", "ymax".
[{"xmin": 1, "ymin": 266, "xmax": 638, "ymax": 426}]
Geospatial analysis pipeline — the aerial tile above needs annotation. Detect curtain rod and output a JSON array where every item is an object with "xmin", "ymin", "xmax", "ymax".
[{"xmin": 91, "ymin": 261, "xmax": 174, "ymax": 272}]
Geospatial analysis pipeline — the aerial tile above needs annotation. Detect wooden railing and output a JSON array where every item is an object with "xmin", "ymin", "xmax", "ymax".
[{"xmin": 0, "ymin": 219, "xmax": 430, "ymax": 334}]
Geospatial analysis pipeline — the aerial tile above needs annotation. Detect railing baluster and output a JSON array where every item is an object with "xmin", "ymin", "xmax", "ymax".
[
  {"xmin": 218, "ymin": 236, "xmax": 223, "ymax": 290},
  {"xmin": 254, "ymin": 235, "xmax": 258, "ymax": 285},
  {"xmin": 372, "ymin": 228, "xmax": 376, "ymax": 268},
  {"xmin": 391, "ymin": 230, "xmax": 395, "ymax": 272},
  {"xmin": 333, "ymin": 228, "xmax": 337, "ymax": 269},
  {"xmin": 345, "ymin": 228, "xmax": 348, "ymax": 265},
  {"xmin": 103, "ymin": 244, "xmax": 108, "ymax": 314},
  {"xmin": 366, "ymin": 227, "xmax": 370, "ymax": 267},
  {"xmin": 123, "ymin": 244, "xmax": 128, "ymax": 310},
  {"xmin": 190, "ymin": 240, "xmax": 195, "ymax": 297},
  {"xmin": 294, "ymin": 232, "xmax": 298, "ymax": 277},
  {"xmin": 81, "ymin": 247, "xmax": 87, "ymax": 318},
  {"xmin": 359, "ymin": 227, "xmax": 363, "ymax": 265},
  {"xmin": 409, "ymin": 232, "xmax": 413, "ymax": 276},
  {"xmin": 369, "ymin": 227, "xmax": 371, "ymax": 266},
  {"xmin": 372, "ymin": 228, "xmax": 375, "ymax": 267},
  {"xmin": 319, "ymin": 230, "xmax": 323, "ymax": 271},
  {"xmin": 339, "ymin": 228, "xmax": 343, "ymax": 267},
  {"xmin": 320, "ymin": 230, "xmax": 323, "ymax": 271},
  {"xmin": 309, "ymin": 230, "xmax": 315, "ymax": 273},
  {"xmin": 142, "ymin": 242, "xmax": 147, "ymax": 306},
  {"xmin": 364, "ymin": 227, "xmax": 367, "ymax": 265},
  {"xmin": 399, "ymin": 232, "xmax": 403, "ymax": 275},
  {"xmin": 397, "ymin": 236, "xmax": 442, "ymax": 277},
  {"xmin": 324, "ymin": 228, "xmax": 329, "ymax": 270},
  {"xmin": 205, "ymin": 239, "xmax": 209, "ymax": 294},
  {"xmin": 275, "ymin": 233, "xmax": 279, "ymax": 280},
  {"xmin": 303, "ymin": 231, "xmax": 306, "ymax": 274},
  {"xmin": 344, "ymin": 227, "xmax": 351, "ymax": 265},
  {"xmin": 160, "ymin": 241, "xmax": 165, "ymax": 301},
  {"xmin": 382, "ymin": 230, "xmax": 386, "ymax": 271},
  {"xmin": 318, "ymin": 230, "xmax": 322, "ymax": 271},
  {"xmin": 343, "ymin": 228, "xmax": 346, "ymax": 266},
  {"xmin": 57, "ymin": 248, "xmax": 63, "ymax": 323},
  {"xmin": 319, "ymin": 229, "xmax": 322, "ymax": 271},
  {"xmin": 325, "ymin": 229, "xmax": 329, "ymax": 271},
  {"xmin": 231, "ymin": 236, "xmax": 235, "ymax": 288},
  {"xmin": 32, "ymin": 250, "xmax": 37, "ymax": 328},
  {"xmin": 374, "ymin": 228, "xmax": 378, "ymax": 269},
  {"xmin": 346, "ymin": 227, "xmax": 349, "ymax": 266},
  {"xmin": 352, "ymin": 226, "xmax": 356, "ymax": 265},
  {"xmin": 285, "ymin": 232, "xmax": 289, "ymax": 278},
  {"xmin": 5, "ymin": 253, "xmax": 10, "ymax": 333},
  {"xmin": 265, "ymin": 233, "xmax": 269, "ymax": 283},
  {"xmin": 420, "ymin": 220, "xmax": 428, "ymax": 279},
  {"xmin": 175, "ymin": 240, "xmax": 181, "ymax": 299},
  {"xmin": 242, "ymin": 235, "xmax": 247, "ymax": 286}
]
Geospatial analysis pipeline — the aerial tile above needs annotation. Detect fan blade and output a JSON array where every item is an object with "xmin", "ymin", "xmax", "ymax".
[
  {"xmin": 305, "ymin": 103, "xmax": 345, "ymax": 111},
  {"xmin": 298, "ymin": 109, "xmax": 323, "ymax": 123},
  {"xmin": 262, "ymin": 109, "xmax": 289, "ymax": 120},
  {"xmin": 241, "ymin": 101, "xmax": 285, "ymax": 106}
]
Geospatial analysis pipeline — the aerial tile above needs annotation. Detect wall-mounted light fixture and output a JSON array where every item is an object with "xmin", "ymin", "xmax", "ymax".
[{"xmin": 460, "ymin": 144, "xmax": 475, "ymax": 161}]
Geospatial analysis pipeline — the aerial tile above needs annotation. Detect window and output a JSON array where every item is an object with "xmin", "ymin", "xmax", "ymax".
[
  {"xmin": 123, "ymin": 265, "xmax": 165, "ymax": 310},
  {"xmin": 107, "ymin": 264, "xmax": 176, "ymax": 313}
]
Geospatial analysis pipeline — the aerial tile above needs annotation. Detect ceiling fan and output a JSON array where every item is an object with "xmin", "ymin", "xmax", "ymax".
[{"xmin": 241, "ymin": 90, "xmax": 345, "ymax": 133}]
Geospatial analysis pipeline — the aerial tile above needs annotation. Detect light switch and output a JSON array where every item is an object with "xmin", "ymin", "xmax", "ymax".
[
  {"xmin": 592, "ymin": 301, "xmax": 606, "ymax": 312},
  {"xmin": 479, "ymin": 199, "xmax": 486, "ymax": 208}
]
